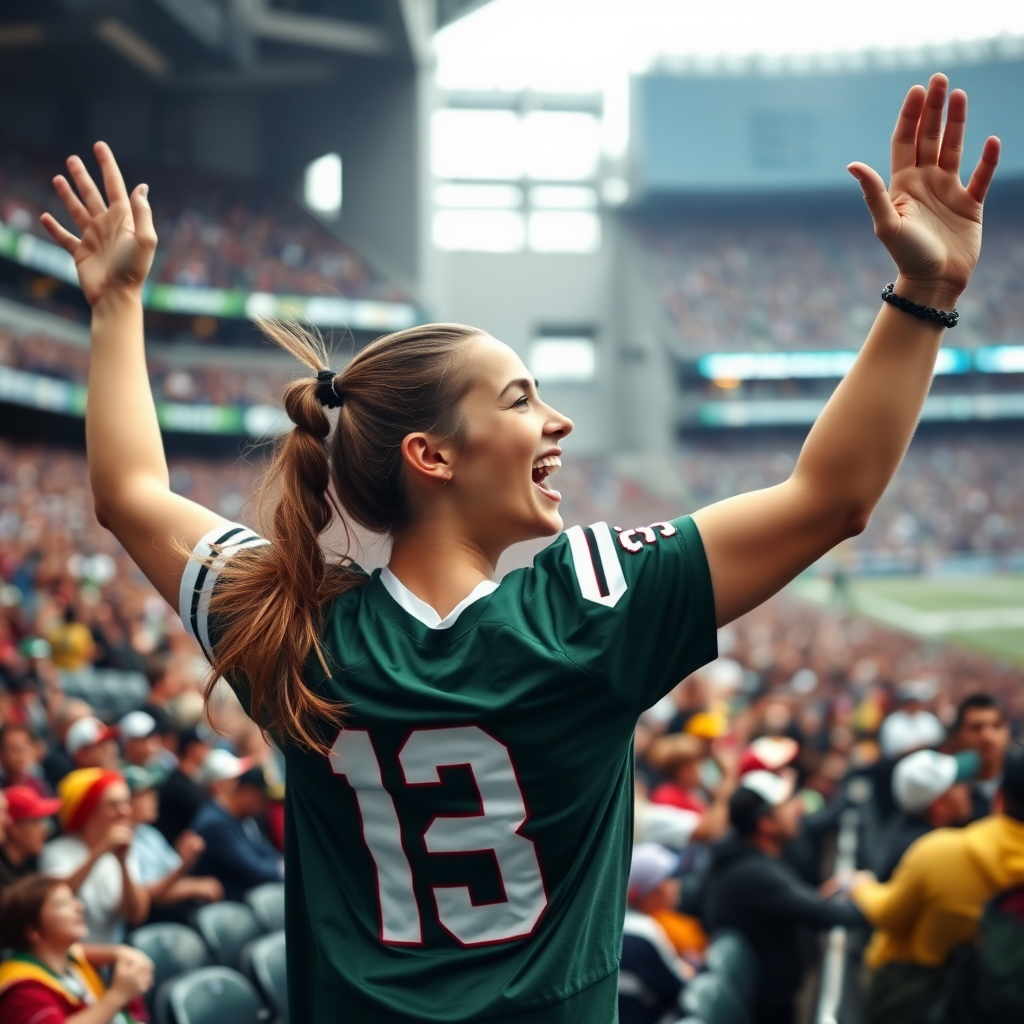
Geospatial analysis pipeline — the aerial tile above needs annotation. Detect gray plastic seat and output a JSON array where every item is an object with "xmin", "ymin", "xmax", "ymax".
[
  {"xmin": 129, "ymin": 923, "xmax": 210, "ymax": 1007},
  {"xmin": 244, "ymin": 931, "xmax": 287, "ymax": 1023},
  {"xmin": 195, "ymin": 902, "xmax": 262, "ymax": 971},
  {"xmin": 157, "ymin": 967, "xmax": 266, "ymax": 1024},
  {"xmin": 705, "ymin": 930, "xmax": 758, "ymax": 1005},
  {"xmin": 246, "ymin": 882, "xmax": 285, "ymax": 933},
  {"xmin": 682, "ymin": 973, "xmax": 750, "ymax": 1024}
]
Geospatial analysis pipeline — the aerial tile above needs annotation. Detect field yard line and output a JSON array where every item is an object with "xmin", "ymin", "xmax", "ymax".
[{"xmin": 854, "ymin": 591, "xmax": 1024, "ymax": 635}]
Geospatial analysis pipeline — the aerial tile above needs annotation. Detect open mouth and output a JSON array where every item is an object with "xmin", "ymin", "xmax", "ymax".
[{"xmin": 532, "ymin": 455, "xmax": 562, "ymax": 501}]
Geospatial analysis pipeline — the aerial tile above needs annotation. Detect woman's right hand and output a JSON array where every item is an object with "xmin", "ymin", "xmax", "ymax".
[
  {"xmin": 40, "ymin": 141, "xmax": 157, "ymax": 308},
  {"xmin": 109, "ymin": 947, "xmax": 154, "ymax": 1004}
]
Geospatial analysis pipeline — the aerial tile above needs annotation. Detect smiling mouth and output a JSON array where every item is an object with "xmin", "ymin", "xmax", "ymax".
[{"xmin": 532, "ymin": 455, "xmax": 562, "ymax": 501}]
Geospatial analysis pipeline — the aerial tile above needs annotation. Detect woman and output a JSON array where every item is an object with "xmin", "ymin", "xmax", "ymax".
[
  {"xmin": 0, "ymin": 874, "xmax": 153, "ymax": 1024},
  {"xmin": 39, "ymin": 75, "xmax": 998, "ymax": 1023}
]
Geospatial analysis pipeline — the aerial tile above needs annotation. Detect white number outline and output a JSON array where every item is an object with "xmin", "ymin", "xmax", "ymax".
[{"xmin": 329, "ymin": 726, "xmax": 549, "ymax": 948}]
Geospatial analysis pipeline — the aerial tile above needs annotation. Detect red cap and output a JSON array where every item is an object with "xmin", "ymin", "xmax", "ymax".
[{"xmin": 4, "ymin": 785, "xmax": 63, "ymax": 823}]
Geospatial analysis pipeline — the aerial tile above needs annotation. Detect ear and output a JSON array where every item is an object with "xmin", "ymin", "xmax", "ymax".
[{"xmin": 401, "ymin": 433, "xmax": 455, "ymax": 485}]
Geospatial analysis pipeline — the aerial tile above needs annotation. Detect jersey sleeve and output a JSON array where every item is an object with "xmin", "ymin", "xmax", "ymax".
[
  {"xmin": 178, "ymin": 521, "xmax": 269, "ymax": 662},
  {"xmin": 525, "ymin": 515, "xmax": 717, "ymax": 710}
]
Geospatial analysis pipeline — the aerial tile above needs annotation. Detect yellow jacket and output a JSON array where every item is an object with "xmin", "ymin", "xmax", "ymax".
[{"xmin": 853, "ymin": 814, "xmax": 1024, "ymax": 969}]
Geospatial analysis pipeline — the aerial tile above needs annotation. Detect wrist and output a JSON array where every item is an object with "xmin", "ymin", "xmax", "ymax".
[
  {"xmin": 93, "ymin": 287, "xmax": 144, "ymax": 317},
  {"xmin": 893, "ymin": 276, "xmax": 961, "ymax": 311}
]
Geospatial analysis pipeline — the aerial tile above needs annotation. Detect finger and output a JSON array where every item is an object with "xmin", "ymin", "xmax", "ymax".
[
  {"xmin": 848, "ymin": 162, "xmax": 900, "ymax": 240},
  {"xmin": 129, "ymin": 183, "xmax": 157, "ymax": 249},
  {"xmin": 938, "ymin": 89, "xmax": 967, "ymax": 175},
  {"xmin": 966, "ymin": 136, "xmax": 1001, "ymax": 204},
  {"xmin": 66, "ymin": 154, "xmax": 106, "ymax": 216},
  {"xmin": 39, "ymin": 213, "xmax": 81, "ymax": 254},
  {"xmin": 52, "ymin": 175, "xmax": 91, "ymax": 231},
  {"xmin": 916, "ymin": 73, "xmax": 948, "ymax": 166},
  {"xmin": 94, "ymin": 140, "xmax": 130, "ymax": 206},
  {"xmin": 891, "ymin": 84, "xmax": 927, "ymax": 173}
]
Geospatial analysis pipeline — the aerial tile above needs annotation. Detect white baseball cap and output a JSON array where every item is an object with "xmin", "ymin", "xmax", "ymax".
[
  {"xmin": 879, "ymin": 709, "xmax": 946, "ymax": 760},
  {"xmin": 739, "ymin": 769, "xmax": 796, "ymax": 807},
  {"xmin": 892, "ymin": 749, "xmax": 979, "ymax": 815},
  {"xmin": 628, "ymin": 843, "xmax": 680, "ymax": 899},
  {"xmin": 66, "ymin": 716, "xmax": 118, "ymax": 756},
  {"xmin": 119, "ymin": 711, "xmax": 157, "ymax": 740},
  {"xmin": 198, "ymin": 748, "xmax": 252, "ymax": 788}
]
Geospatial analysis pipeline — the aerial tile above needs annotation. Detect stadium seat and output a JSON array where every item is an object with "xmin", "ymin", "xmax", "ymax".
[
  {"xmin": 129, "ymin": 923, "xmax": 210, "ymax": 1008},
  {"xmin": 155, "ymin": 966, "xmax": 266, "ymax": 1024},
  {"xmin": 195, "ymin": 902, "xmax": 262, "ymax": 971},
  {"xmin": 246, "ymin": 882, "xmax": 285, "ymax": 933},
  {"xmin": 705, "ymin": 930, "xmax": 758, "ymax": 1005},
  {"xmin": 243, "ymin": 931, "xmax": 287, "ymax": 1022},
  {"xmin": 681, "ymin": 973, "xmax": 750, "ymax": 1024}
]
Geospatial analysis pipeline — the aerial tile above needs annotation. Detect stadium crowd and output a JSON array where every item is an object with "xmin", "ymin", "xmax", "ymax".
[
  {"xmin": 0, "ymin": 434, "xmax": 1023, "ymax": 1023},
  {"xmin": 0, "ymin": 147, "xmax": 406, "ymax": 303},
  {"xmin": 635, "ymin": 214, "xmax": 1024, "ymax": 353}
]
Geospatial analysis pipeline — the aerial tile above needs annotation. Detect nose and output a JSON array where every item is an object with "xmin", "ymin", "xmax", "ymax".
[{"xmin": 545, "ymin": 407, "xmax": 573, "ymax": 441}]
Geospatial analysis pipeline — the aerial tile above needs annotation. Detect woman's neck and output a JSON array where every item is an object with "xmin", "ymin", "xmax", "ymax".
[
  {"xmin": 388, "ymin": 525, "xmax": 497, "ymax": 619},
  {"xmin": 28, "ymin": 940, "xmax": 71, "ymax": 978}
]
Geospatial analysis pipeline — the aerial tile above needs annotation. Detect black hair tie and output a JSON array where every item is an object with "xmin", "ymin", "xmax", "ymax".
[{"xmin": 315, "ymin": 369, "xmax": 343, "ymax": 409}]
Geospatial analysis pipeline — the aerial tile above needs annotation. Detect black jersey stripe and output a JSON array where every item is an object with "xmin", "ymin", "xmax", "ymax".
[
  {"xmin": 582, "ymin": 526, "xmax": 610, "ymax": 598},
  {"xmin": 190, "ymin": 525, "xmax": 247, "ymax": 659}
]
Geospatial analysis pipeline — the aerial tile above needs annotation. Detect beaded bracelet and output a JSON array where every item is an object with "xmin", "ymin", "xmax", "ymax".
[{"xmin": 881, "ymin": 282, "xmax": 959, "ymax": 328}]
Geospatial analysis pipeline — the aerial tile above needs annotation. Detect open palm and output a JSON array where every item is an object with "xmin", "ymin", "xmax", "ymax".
[
  {"xmin": 849, "ymin": 73, "xmax": 1000, "ymax": 307},
  {"xmin": 40, "ymin": 142, "xmax": 156, "ymax": 307}
]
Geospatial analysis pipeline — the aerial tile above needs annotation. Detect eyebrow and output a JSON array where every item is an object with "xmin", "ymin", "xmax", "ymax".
[{"xmin": 498, "ymin": 377, "xmax": 537, "ymax": 399}]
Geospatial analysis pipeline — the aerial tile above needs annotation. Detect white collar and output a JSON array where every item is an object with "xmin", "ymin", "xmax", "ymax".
[{"xmin": 379, "ymin": 566, "xmax": 498, "ymax": 630}]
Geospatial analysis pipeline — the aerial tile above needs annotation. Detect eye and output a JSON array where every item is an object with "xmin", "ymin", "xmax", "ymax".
[{"xmin": 513, "ymin": 395, "xmax": 529, "ymax": 409}]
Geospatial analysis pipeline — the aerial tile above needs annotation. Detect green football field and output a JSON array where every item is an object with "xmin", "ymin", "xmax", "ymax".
[{"xmin": 793, "ymin": 574, "xmax": 1024, "ymax": 666}]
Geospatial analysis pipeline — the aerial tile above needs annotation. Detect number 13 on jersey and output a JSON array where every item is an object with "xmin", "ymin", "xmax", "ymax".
[{"xmin": 329, "ymin": 726, "xmax": 549, "ymax": 947}]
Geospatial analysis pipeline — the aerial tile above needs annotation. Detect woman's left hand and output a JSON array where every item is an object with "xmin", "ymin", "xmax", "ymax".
[{"xmin": 848, "ymin": 72, "xmax": 1000, "ymax": 308}]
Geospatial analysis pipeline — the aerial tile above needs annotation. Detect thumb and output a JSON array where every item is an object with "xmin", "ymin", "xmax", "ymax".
[
  {"xmin": 848, "ymin": 162, "xmax": 900, "ymax": 241},
  {"xmin": 130, "ymin": 183, "xmax": 157, "ymax": 249}
]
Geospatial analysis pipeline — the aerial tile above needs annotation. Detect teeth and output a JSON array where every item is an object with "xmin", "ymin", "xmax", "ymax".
[{"xmin": 531, "ymin": 455, "xmax": 562, "ymax": 470}]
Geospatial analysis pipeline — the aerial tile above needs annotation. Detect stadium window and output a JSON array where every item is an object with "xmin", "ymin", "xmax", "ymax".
[
  {"xmin": 529, "ymin": 336, "xmax": 597, "ymax": 384},
  {"xmin": 432, "ymin": 109, "xmax": 523, "ymax": 180},
  {"xmin": 435, "ymin": 183, "xmax": 523, "ymax": 208},
  {"xmin": 528, "ymin": 211, "xmax": 601, "ymax": 254},
  {"xmin": 529, "ymin": 185, "xmax": 597, "ymax": 210},
  {"xmin": 523, "ymin": 111, "xmax": 601, "ymax": 181},
  {"xmin": 433, "ymin": 209, "xmax": 526, "ymax": 252},
  {"xmin": 304, "ymin": 153, "xmax": 342, "ymax": 217}
]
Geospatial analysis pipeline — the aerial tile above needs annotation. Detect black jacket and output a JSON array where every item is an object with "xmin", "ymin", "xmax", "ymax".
[
  {"xmin": 702, "ymin": 836, "xmax": 866, "ymax": 1010},
  {"xmin": 874, "ymin": 811, "xmax": 931, "ymax": 882}
]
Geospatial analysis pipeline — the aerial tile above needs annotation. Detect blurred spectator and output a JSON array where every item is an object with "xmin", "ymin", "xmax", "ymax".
[
  {"xmin": 124, "ymin": 765, "xmax": 223, "ymax": 919},
  {"xmin": 118, "ymin": 711, "xmax": 162, "ymax": 769},
  {"xmin": 191, "ymin": 752, "xmax": 283, "ymax": 901},
  {"xmin": 41, "ymin": 701, "xmax": 94, "ymax": 792},
  {"xmin": 852, "ymin": 741, "xmax": 1024, "ymax": 1024},
  {"xmin": 702, "ymin": 771, "xmax": 866, "ymax": 1024},
  {"xmin": 64, "ymin": 717, "xmax": 120, "ymax": 774},
  {"xmin": 0, "ymin": 874, "xmax": 152, "ymax": 1024},
  {"xmin": 155, "ymin": 725, "xmax": 210, "ymax": 845},
  {"xmin": 47, "ymin": 607, "xmax": 95, "ymax": 672},
  {"xmin": 619, "ymin": 843, "xmax": 693, "ymax": 1024},
  {"xmin": 952, "ymin": 693, "xmax": 1011, "ymax": 818},
  {"xmin": 0, "ymin": 723, "xmax": 51, "ymax": 796},
  {"xmin": 0, "ymin": 786, "xmax": 61, "ymax": 888},
  {"xmin": 874, "ymin": 750, "xmax": 979, "ymax": 883},
  {"xmin": 39, "ymin": 769, "xmax": 148, "ymax": 943}
]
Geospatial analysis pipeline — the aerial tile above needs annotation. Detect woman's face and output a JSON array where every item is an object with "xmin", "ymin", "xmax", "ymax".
[
  {"xmin": 35, "ymin": 884, "xmax": 87, "ymax": 948},
  {"xmin": 93, "ymin": 781, "xmax": 133, "ymax": 829},
  {"xmin": 439, "ymin": 335, "xmax": 574, "ymax": 551}
]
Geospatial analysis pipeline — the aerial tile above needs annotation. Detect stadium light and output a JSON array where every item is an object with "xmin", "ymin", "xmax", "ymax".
[
  {"xmin": 305, "ymin": 153, "xmax": 343, "ymax": 218},
  {"xmin": 529, "ymin": 337, "xmax": 597, "ymax": 383}
]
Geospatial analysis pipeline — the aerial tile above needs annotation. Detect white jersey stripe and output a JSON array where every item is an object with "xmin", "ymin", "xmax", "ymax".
[{"xmin": 564, "ymin": 522, "xmax": 628, "ymax": 608}]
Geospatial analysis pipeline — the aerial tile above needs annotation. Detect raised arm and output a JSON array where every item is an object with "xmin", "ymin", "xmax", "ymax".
[
  {"xmin": 41, "ymin": 143, "xmax": 224, "ymax": 608},
  {"xmin": 692, "ymin": 74, "xmax": 1000, "ymax": 626}
]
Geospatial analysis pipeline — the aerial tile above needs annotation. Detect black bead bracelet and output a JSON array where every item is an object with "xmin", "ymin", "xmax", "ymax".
[{"xmin": 881, "ymin": 282, "xmax": 959, "ymax": 328}]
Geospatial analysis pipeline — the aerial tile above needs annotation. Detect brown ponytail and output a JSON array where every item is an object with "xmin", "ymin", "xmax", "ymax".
[{"xmin": 204, "ymin": 319, "xmax": 481, "ymax": 752}]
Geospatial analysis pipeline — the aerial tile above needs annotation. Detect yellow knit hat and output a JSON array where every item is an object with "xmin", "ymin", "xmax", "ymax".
[{"xmin": 58, "ymin": 768, "xmax": 123, "ymax": 833}]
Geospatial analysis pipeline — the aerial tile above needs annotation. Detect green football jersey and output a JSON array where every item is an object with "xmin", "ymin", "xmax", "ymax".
[{"xmin": 180, "ymin": 515, "xmax": 717, "ymax": 1023}]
